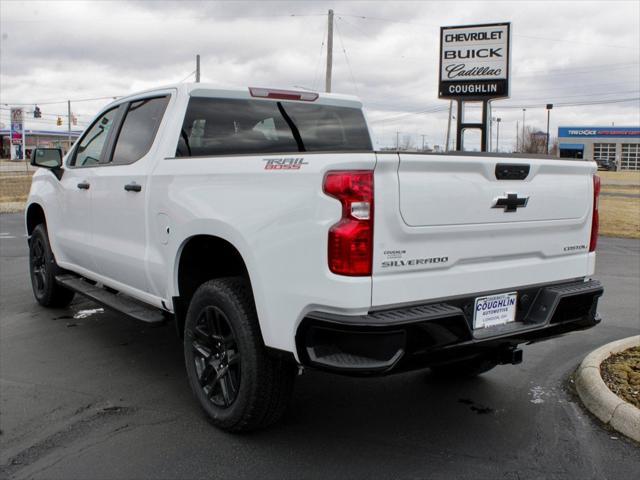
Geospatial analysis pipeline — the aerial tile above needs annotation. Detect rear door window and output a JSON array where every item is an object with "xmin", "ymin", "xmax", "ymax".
[{"xmin": 176, "ymin": 97, "xmax": 372, "ymax": 157}]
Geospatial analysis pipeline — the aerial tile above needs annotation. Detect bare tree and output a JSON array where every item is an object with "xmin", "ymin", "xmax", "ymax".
[
  {"xmin": 521, "ymin": 126, "xmax": 548, "ymax": 154},
  {"xmin": 400, "ymin": 134, "xmax": 415, "ymax": 151}
]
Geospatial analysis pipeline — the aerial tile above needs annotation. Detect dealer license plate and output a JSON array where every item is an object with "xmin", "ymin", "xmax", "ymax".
[{"xmin": 473, "ymin": 292, "xmax": 518, "ymax": 329}]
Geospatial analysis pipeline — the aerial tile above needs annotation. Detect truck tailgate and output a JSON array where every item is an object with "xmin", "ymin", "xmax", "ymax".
[{"xmin": 371, "ymin": 152, "xmax": 597, "ymax": 307}]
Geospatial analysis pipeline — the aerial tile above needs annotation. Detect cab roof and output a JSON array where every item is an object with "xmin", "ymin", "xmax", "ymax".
[{"xmin": 104, "ymin": 83, "xmax": 363, "ymax": 111}]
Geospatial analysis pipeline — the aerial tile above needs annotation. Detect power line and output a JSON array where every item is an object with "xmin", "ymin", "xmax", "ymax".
[
  {"xmin": 367, "ymin": 97, "xmax": 640, "ymax": 125},
  {"xmin": 2, "ymin": 13, "xmax": 329, "ymax": 24},
  {"xmin": 311, "ymin": 24, "xmax": 327, "ymax": 91},
  {"xmin": 3, "ymin": 95, "xmax": 120, "ymax": 106},
  {"xmin": 335, "ymin": 12, "xmax": 640, "ymax": 50},
  {"xmin": 365, "ymin": 83, "xmax": 640, "ymax": 113},
  {"xmin": 368, "ymin": 106, "xmax": 450, "ymax": 124},
  {"xmin": 335, "ymin": 18, "xmax": 359, "ymax": 95},
  {"xmin": 516, "ymin": 64, "xmax": 640, "ymax": 79},
  {"xmin": 492, "ymin": 97, "xmax": 640, "ymax": 110},
  {"xmin": 508, "ymin": 89, "xmax": 640, "ymax": 103},
  {"xmin": 179, "ymin": 69, "xmax": 197, "ymax": 83}
]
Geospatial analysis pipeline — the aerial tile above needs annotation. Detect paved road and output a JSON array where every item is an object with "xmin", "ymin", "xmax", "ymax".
[{"xmin": 1, "ymin": 212, "xmax": 638, "ymax": 479}]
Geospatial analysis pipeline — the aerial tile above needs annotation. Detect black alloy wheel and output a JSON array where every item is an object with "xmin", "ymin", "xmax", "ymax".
[
  {"xmin": 191, "ymin": 306, "xmax": 241, "ymax": 408},
  {"xmin": 183, "ymin": 278, "xmax": 296, "ymax": 432},
  {"xmin": 30, "ymin": 235, "xmax": 48, "ymax": 297},
  {"xmin": 28, "ymin": 224, "xmax": 75, "ymax": 307}
]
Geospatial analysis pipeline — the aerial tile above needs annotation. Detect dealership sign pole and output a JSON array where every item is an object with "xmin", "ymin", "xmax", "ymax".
[{"xmin": 439, "ymin": 22, "xmax": 511, "ymax": 152}]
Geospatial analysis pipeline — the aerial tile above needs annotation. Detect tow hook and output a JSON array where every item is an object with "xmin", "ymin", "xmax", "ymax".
[{"xmin": 498, "ymin": 347, "xmax": 523, "ymax": 365}]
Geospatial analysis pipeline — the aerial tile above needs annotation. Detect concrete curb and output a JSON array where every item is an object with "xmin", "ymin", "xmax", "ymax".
[{"xmin": 576, "ymin": 335, "xmax": 640, "ymax": 442}]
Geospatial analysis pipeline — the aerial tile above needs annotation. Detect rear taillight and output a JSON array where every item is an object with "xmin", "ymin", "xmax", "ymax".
[
  {"xmin": 590, "ymin": 175, "xmax": 601, "ymax": 252},
  {"xmin": 323, "ymin": 171, "xmax": 374, "ymax": 276}
]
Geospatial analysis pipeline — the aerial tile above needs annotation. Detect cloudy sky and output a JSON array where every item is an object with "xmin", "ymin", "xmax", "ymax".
[{"xmin": 1, "ymin": 0, "xmax": 639, "ymax": 150}]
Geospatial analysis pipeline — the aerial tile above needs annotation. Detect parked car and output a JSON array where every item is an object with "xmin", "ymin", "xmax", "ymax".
[
  {"xmin": 26, "ymin": 84, "xmax": 603, "ymax": 432},
  {"xmin": 596, "ymin": 157, "xmax": 617, "ymax": 171}
]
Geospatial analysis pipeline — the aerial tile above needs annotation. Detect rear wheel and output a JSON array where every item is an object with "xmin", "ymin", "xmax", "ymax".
[
  {"xmin": 429, "ymin": 356, "xmax": 497, "ymax": 378},
  {"xmin": 29, "ymin": 224, "xmax": 75, "ymax": 308},
  {"xmin": 184, "ymin": 277, "xmax": 296, "ymax": 432}
]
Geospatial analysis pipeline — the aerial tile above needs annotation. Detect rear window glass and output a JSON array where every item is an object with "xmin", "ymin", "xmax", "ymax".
[{"xmin": 176, "ymin": 97, "xmax": 372, "ymax": 157}]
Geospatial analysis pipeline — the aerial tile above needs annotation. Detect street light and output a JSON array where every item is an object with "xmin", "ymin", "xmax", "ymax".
[
  {"xmin": 496, "ymin": 118, "xmax": 502, "ymax": 152},
  {"xmin": 546, "ymin": 104, "xmax": 553, "ymax": 155},
  {"xmin": 521, "ymin": 108, "xmax": 526, "ymax": 152}
]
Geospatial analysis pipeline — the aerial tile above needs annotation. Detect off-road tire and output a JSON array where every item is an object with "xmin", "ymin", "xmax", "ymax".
[
  {"xmin": 29, "ymin": 224, "xmax": 75, "ymax": 308},
  {"xmin": 184, "ymin": 277, "xmax": 296, "ymax": 432}
]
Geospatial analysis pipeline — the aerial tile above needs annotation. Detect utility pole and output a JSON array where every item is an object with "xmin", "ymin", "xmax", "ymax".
[
  {"xmin": 396, "ymin": 131, "xmax": 400, "ymax": 150},
  {"xmin": 489, "ymin": 117, "xmax": 493, "ymax": 153},
  {"xmin": 445, "ymin": 100, "xmax": 453, "ymax": 152},
  {"xmin": 545, "ymin": 103, "xmax": 553, "ymax": 155},
  {"xmin": 486, "ymin": 102, "xmax": 495, "ymax": 152},
  {"xmin": 67, "ymin": 100, "xmax": 72, "ymax": 152},
  {"xmin": 325, "ymin": 9, "xmax": 334, "ymax": 93},
  {"xmin": 516, "ymin": 120, "xmax": 519, "ymax": 152},
  {"xmin": 195, "ymin": 54, "xmax": 200, "ymax": 83},
  {"xmin": 496, "ymin": 117, "xmax": 501, "ymax": 152},
  {"xmin": 521, "ymin": 108, "xmax": 526, "ymax": 152}
]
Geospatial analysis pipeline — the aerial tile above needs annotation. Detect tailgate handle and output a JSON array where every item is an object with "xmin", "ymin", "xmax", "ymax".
[{"xmin": 495, "ymin": 163, "xmax": 530, "ymax": 180}]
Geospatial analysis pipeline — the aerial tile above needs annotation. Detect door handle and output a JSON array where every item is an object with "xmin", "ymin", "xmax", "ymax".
[
  {"xmin": 124, "ymin": 182, "xmax": 142, "ymax": 192},
  {"xmin": 77, "ymin": 182, "xmax": 90, "ymax": 190}
]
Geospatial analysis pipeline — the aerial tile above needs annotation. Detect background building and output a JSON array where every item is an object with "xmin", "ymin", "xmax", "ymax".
[
  {"xmin": 0, "ymin": 128, "xmax": 82, "ymax": 159},
  {"xmin": 557, "ymin": 126, "xmax": 640, "ymax": 170}
]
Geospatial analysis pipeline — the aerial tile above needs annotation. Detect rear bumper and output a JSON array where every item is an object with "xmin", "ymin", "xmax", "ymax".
[{"xmin": 295, "ymin": 279, "xmax": 603, "ymax": 376}]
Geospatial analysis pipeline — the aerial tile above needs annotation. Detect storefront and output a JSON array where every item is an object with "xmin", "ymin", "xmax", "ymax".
[
  {"xmin": 557, "ymin": 126, "xmax": 640, "ymax": 170},
  {"xmin": 0, "ymin": 128, "xmax": 82, "ymax": 159}
]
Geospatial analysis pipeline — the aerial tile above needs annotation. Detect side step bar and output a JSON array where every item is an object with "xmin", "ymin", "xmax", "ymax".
[{"xmin": 56, "ymin": 274, "xmax": 166, "ymax": 324}]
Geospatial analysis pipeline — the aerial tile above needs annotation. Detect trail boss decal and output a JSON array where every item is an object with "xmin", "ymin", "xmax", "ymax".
[{"xmin": 263, "ymin": 157, "xmax": 307, "ymax": 170}]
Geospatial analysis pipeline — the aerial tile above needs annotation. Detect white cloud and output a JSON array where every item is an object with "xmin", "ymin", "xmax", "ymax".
[{"xmin": 1, "ymin": 0, "xmax": 638, "ymax": 150}]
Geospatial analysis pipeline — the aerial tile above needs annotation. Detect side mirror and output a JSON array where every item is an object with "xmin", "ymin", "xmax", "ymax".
[{"xmin": 31, "ymin": 148, "xmax": 63, "ymax": 169}]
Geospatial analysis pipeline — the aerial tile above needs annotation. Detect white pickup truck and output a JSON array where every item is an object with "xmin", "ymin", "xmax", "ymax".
[{"xmin": 26, "ymin": 84, "xmax": 603, "ymax": 432}]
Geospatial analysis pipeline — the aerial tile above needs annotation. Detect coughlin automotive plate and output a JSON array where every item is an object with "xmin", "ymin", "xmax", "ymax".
[{"xmin": 473, "ymin": 292, "xmax": 518, "ymax": 329}]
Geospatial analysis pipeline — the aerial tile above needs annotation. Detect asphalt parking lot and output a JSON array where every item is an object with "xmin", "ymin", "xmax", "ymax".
[{"xmin": 1, "ymin": 212, "xmax": 638, "ymax": 480}]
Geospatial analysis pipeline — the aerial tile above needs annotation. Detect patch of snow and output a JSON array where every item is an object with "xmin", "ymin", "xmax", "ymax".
[
  {"xmin": 529, "ymin": 385, "xmax": 548, "ymax": 404},
  {"xmin": 74, "ymin": 308, "xmax": 104, "ymax": 319}
]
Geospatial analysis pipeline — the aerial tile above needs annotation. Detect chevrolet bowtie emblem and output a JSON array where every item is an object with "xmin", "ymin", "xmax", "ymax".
[{"xmin": 493, "ymin": 193, "xmax": 529, "ymax": 212}]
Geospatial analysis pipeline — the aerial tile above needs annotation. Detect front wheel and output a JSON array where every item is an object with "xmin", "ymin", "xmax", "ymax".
[
  {"xmin": 184, "ymin": 277, "xmax": 296, "ymax": 432},
  {"xmin": 29, "ymin": 224, "xmax": 75, "ymax": 308}
]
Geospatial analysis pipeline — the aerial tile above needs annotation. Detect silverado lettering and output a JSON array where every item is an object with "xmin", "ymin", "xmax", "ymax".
[{"xmin": 382, "ymin": 257, "xmax": 449, "ymax": 267}]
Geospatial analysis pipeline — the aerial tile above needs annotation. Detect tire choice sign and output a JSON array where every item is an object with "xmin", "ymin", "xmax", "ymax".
[{"xmin": 439, "ymin": 22, "xmax": 511, "ymax": 100}]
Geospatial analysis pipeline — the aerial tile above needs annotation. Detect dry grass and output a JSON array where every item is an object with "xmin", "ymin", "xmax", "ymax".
[
  {"xmin": 599, "ymin": 195, "xmax": 640, "ymax": 239},
  {"xmin": 0, "ymin": 173, "xmax": 32, "ymax": 212},
  {"xmin": 0, "ymin": 174, "xmax": 32, "ymax": 203},
  {"xmin": 601, "ymin": 346, "xmax": 640, "ymax": 409},
  {"xmin": 602, "ymin": 185, "xmax": 640, "ymax": 196},
  {"xmin": 599, "ymin": 171, "xmax": 640, "ymax": 185}
]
